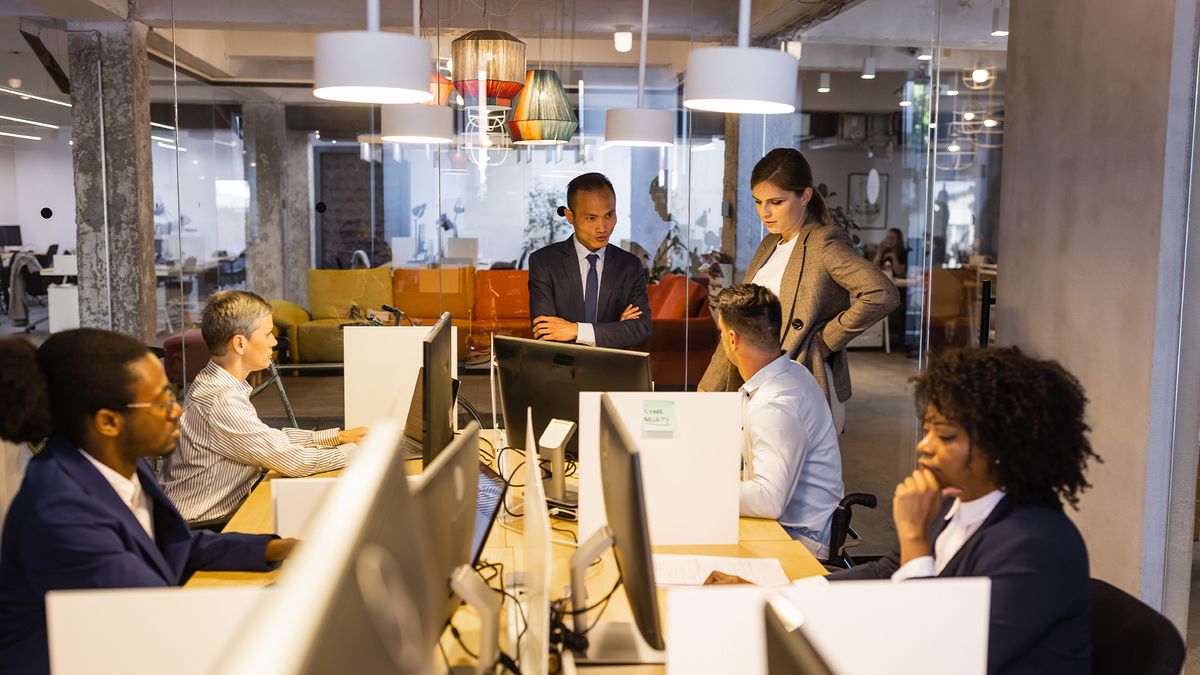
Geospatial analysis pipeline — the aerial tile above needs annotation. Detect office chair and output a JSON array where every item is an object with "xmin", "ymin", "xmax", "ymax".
[
  {"xmin": 822, "ymin": 492, "xmax": 879, "ymax": 570},
  {"xmin": 45, "ymin": 244, "xmax": 58, "ymax": 256},
  {"xmin": 1090, "ymin": 578, "xmax": 1184, "ymax": 675},
  {"xmin": 17, "ymin": 265, "xmax": 49, "ymax": 333}
]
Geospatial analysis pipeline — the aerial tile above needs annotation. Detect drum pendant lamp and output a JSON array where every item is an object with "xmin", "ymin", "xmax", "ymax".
[
  {"xmin": 605, "ymin": 0, "xmax": 673, "ymax": 147},
  {"xmin": 381, "ymin": 1, "xmax": 453, "ymax": 144},
  {"xmin": 451, "ymin": 30, "xmax": 527, "ymax": 109},
  {"xmin": 313, "ymin": 0, "xmax": 433, "ymax": 104},
  {"xmin": 683, "ymin": 0, "xmax": 798, "ymax": 114}
]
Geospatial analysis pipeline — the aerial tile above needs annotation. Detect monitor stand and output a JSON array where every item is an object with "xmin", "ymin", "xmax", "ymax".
[
  {"xmin": 448, "ymin": 564, "xmax": 501, "ymax": 675},
  {"xmin": 539, "ymin": 419, "xmax": 578, "ymax": 512},
  {"xmin": 567, "ymin": 527, "xmax": 666, "ymax": 665}
]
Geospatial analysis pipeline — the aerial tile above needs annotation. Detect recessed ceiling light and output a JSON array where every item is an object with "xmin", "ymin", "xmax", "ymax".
[
  {"xmin": 0, "ymin": 114, "xmax": 58, "ymax": 129},
  {"xmin": 946, "ymin": 88, "xmax": 959, "ymax": 96},
  {"xmin": 899, "ymin": 100, "xmax": 912, "ymax": 107},
  {"xmin": 983, "ymin": 118, "xmax": 998, "ymax": 128}
]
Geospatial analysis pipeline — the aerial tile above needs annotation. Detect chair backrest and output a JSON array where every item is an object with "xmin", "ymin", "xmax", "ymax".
[
  {"xmin": 1090, "ymin": 578, "xmax": 1184, "ymax": 675},
  {"xmin": 46, "ymin": 244, "xmax": 58, "ymax": 256},
  {"xmin": 474, "ymin": 270, "xmax": 529, "ymax": 321}
]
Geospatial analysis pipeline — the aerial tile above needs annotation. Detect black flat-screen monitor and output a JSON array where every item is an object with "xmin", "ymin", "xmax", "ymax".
[
  {"xmin": 495, "ymin": 335, "xmax": 651, "ymax": 457},
  {"xmin": 598, "ymin": 393, "xmax": 664, "ymax": 651},
  {"xmin": 473, "ymin": 463, "xmax": 506, "ymax": 564},
  {"xmin": 0, "ymin": 225, "xmax": 21, "ymax": 247},
  {"xmin": 422, "ymin": 312, "xmax": 455, "ymax": 467},
  {"xmin": 412, "ymin": 422, "xmax": 481, "ymax": 635},
  {"xmin": 764, "ymin": 600, "xmax": 836, "ymax": 675}
]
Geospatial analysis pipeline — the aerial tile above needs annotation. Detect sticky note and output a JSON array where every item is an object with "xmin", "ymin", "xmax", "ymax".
[{"xmin": 642, "ymin": 400, "xmax": 676, "ymax": 434}]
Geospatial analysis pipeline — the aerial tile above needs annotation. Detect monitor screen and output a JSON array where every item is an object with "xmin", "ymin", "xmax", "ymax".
[
  {"xmin": 764, "ymin": 598, "xmax": 836, "ymax": 675},
  {"xmin": 212, "ymin": 420, "xmax": 437, "ymax": 675},
  {"xmin": 422, "ymin": 312, "xmax": 455, "ymax": 467},
  {"xmin": 495, "ymin": 335, "xmax": 651, "ymax": 458},
  {"xmin": 472, "ymin": 463, "xmax": 506, "ymax": 565},
  {"xmin": 598, "ymin": 393, "xmax": 664, "ymax": 651},
  {"xmin": 0, "ymin": 225, "xmax": 22, "ymax": 247},
  {"xmin": 412, "ymin": 422, "xmax": 481, "ymax": 633}
]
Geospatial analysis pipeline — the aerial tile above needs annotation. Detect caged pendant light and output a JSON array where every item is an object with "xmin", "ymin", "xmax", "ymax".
[
  {"xmin": 605, "ymin": 0, "xmax": 673, "ymax": 147},
  {"xmin": 313, "ymin": 0, "xmax": 433, "ymax": 104}
]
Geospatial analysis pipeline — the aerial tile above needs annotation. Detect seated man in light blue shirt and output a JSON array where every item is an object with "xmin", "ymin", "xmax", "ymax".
[{"xmin": 713, "ymin": 284, "xmax": 844, "ymax": 558}]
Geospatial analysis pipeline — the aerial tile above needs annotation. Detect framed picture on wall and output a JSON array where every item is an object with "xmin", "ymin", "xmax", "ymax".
[{"xmin": 847, "ymin": 172, "xmax": 888, "ymax": 230}]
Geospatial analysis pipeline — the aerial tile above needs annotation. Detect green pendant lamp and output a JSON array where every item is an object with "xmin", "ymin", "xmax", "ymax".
[{"xmin": 507, "ymin": 69, "xmax": 577, "ymax": 145}]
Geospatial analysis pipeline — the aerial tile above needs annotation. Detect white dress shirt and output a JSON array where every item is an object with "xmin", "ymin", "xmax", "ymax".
[
  {"xmin": 79, "ymin": 450, "xmax": 155, "ymax": 541},
  {"xmin": 750, "ymin": 233, "xmax": 799, "ymax": 300},
  {"xmin": 160, "ymin": 360, "xmax": 348, "ymax": 523},
  {"xmin": 739, "ymin": 355, "xmax": 844, "ymax": 558},
  {"xmin": 891, "ymin": 488, "xmax": 1006, "ymax": 581},
  {"xmin": 572, "ymin": 236, "xmax": 606, "ymax": 346}
]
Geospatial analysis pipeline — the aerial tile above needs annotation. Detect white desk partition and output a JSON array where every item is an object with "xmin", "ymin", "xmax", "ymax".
[
  {"xmin": 391, "ymin": 236, "xmax": 417, "ymax": 266},
  {"xmin": 272, "ymin": 477, "xmax": 338, "ymax": 539},
  {"xmin": 46, "ymin": 285, "xmax": 79, "ymax": 333},
  {"xmin": 578, "ymin": 391, "xmax": 742, "ymax": 546},
  {"xmin": 342, "ymin": 325, "xmax": 457, "ymax": 430},
  {"xmin": 46, "ymin": 586, "xmax": 267, "ymax": 675},
  {"xmin": 665, "ymin": 578, "xmax": 990, "ymax": 675},
  {"xmin": 51, "ymin": 254, "xmax": 77, "ymax": 275}
]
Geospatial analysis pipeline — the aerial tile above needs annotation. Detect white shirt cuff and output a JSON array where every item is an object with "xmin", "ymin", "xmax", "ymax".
[
  {"xmin": 576, "ymin": 322, "xmax": 596, "ymax": 346},
  {"xmin": 890, "ymin": 555, "xmax": 936, "ymax": 582}
]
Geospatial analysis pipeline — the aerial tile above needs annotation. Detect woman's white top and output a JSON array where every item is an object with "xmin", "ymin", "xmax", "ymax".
[{"xmin": 751, "ymin": 233, "xmax": 799, "ymax": 300}]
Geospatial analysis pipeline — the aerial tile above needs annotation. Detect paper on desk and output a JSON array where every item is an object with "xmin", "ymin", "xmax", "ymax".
[{"xmin": 652, "ymin": 554, "xmax": 789, "ymax": 587}]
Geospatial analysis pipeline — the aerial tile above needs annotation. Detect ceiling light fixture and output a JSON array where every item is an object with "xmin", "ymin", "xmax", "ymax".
[
  {"xmin": 991, "ymin": 1, "xmax": 1010, "ymax": 37},
  {"xmin": 683, "ymin": 0, "xmax": 798, "ymax": 114},
  {"xmin": 963, "ymin": 111, "xmax": 976, "ymax": 121},
  {"xmin": 156, "ymin": 142, "xmax": 187, "ymax": 152},
  {"xmin": 0, "ymin": 86, "xmax": 71, "ymax": 107},
  {"xmin": 312, "ymin": 0, "xmax": 433, "ymax": 104},
  {"xmin": 614, "ymin": 28, "xmax": 633, "ymax": 53},
  {"xmin": 606, "ymin": 0, "xmax": 673, "ymax": 147},
  {"xmin": 150, "ymin": 121, "xmax": 174, "ymax": 131},
  {"xmin": 508, "ymin": 69, "xmax": 578, "ymax": 145},
  {"xmin": 983, "ymin": 118, "xmax": 998, "ymax": 128},
  {"xmin": 817, "ymin": 72, "xmax": 831, "ymax": 93},
  {"xmin": 948, "ymin": 142, "xmax": 961, "ymax": 152},
  {"xmin": 0, "ymin": 114, "xmax": 58, "ymax": 129},
  {"xmin": 972, "ymin": 67, "xmax": 990, "ymax": 83},
  {"xmin": 381, "ymin": 104, "xmax": 453, "ymax": 144},
  {"xmin": 151, "ymin": 134, "xmax": 174, "ymax": 143},
  {"xmin": 899, "ymin": 99, "xmax": 912, "ymax": 107},
  {"xmin": 946, "ymin": 88, "xmax": 959, "ymax": 96},
  {"xmin": 917, "ymin": 48, "xmax": 933, "ymax": 61},
  {"xmin": 451, "ymin": 30, "xmax": 526, "ymax": 109},
  {"xmin": 0, "ymin": 130, "xmax": 40, "ymax": 141},
  {"xmin": 861, "ymin": 48, "xmax": 876, "ymax": 80},
  {"xmin": 781, "ymin": 40, "xmax": 802, "ymax": 60}
]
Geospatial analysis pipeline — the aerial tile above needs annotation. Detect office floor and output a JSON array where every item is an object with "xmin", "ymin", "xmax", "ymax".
[{"xmin": 252, "ymin": 349, "xmax": 920, "ymax": 557}]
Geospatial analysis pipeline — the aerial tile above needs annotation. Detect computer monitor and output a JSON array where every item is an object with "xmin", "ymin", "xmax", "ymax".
[
  {"xmin": 422, "ymin": 312, "xmax": 455, "ymax": 467},
  {"xmin": 473, "ymin": 463, "xmax": 507, "ymax": 565},
  {"xmin": 412, "ymin": 421, "xmax": 481, "ymax": 631},
  {"xmin": 494, "ymin": 335, "xmax": 651, "ymax": 458},
  {"xmin": 213, "ymin": 419, "xmax": 437, "ymax": 675},
  {"xmin": 0, "ymin": 225, "xmax": 21, "ymax": 247},
  {"xmin": 596, "ymin": 393, "xmax": 664, "ymax": 651},
  {"xmin": 764, "ymin": 597, "xmax": 836, "ymax": 675},
  {"xmin": 153, "ymin": 237, "xmax": 164, "ymax": 261}
]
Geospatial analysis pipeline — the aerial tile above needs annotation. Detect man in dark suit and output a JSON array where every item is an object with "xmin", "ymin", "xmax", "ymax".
[
  {"xmin": 528, "ymin": 172, "xmax": 652, "ymax": 349},
  {"xmin": 0, "ymin": 329, "xmax": 295, "ymax": 675}
]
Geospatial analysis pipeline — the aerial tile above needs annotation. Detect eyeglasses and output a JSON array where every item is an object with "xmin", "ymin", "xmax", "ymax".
[{"xmin": 125, "ymin": 399, "xmax": 181, "ymax": 416}]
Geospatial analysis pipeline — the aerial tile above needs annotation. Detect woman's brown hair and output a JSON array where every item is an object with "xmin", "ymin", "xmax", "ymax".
[{"xmin": 750, "ymin": 147, "xmax": 833, "ymax": 227}]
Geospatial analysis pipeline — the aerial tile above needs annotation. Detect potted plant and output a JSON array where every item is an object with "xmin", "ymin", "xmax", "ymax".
[{"xmin": 817, "ymin": 183, "xmax": 866, "ymax": 256}]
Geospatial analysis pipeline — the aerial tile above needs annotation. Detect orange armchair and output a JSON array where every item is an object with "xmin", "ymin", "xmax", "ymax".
[
  {"xmin": 644, "ymin": 274, "xmax": 720, "ymax": 388},
  {"xmin": 391, "ymin": 266, "xmax": 475, "ymax": 355},
  {"xmin": 470, "ymin": 269, "xmax": 534, "ymax": 358}
]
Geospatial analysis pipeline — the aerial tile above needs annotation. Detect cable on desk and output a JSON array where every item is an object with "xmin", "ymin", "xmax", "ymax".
[{"xmin": 497, "ymin": 519, "xmax": 578, "ymax": 549}]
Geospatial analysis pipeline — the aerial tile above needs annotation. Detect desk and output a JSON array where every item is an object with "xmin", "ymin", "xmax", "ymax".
[{"xmin": 185, "ymin": 437, "xmax": 827, "ymax": 672}]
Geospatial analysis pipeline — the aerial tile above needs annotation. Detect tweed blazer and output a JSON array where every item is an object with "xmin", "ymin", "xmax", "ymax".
[{"xmin": 698, "ymin": 223, "xmax": 899, "ymax": 402}]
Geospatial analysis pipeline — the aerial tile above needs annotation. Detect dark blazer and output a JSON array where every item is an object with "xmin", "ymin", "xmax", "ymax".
[
  {"xmin": 699, "ymin": 224, "xmax": 899, "ymax": 401},
  {"xmin": 528, "ymin": 237, "xmax": 652, "ymax": 349},
  {"xmin": 830, "ymin": 496, "xmax": 1092, "ymax": 675},
  {"xmin": 0, "ymin": 436, "xmax": 276, "ymax": 675}
]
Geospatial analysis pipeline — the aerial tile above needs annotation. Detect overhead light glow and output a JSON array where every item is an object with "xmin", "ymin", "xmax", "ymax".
[
  {"xmin": 156, "ymin": 142, "xmax": 187, "ymax": 152},
  {"xmin": 817, "ymin": 72, "xmax": 831, "ymax": 94},
  {"xmin": 972, "ymin": 68, "xmax": 990, "ymax": 83},
  {"xmin": 983, "ymin": 118, "xmax": 998, "ymax": 128},
  {"xmin": 150, "ymin": 121, "xmax": 175, "ymax": 130},
  {"xmin": 0, "ymin": 130, "xmax": 41, "ymax": 141},
  {"xmin": 963, "ymin": 112, "xmax": 976, "ymax": 121},
  {"xmin": 861, "ymin": 53, "xmax": 876, "ymax": 80},
  {"xmin": 991, "ymin": 6, "xmax": 1010, "ymax": 36},
  {"xmin": 151, "ymin": 135, "xmax": 175, "ymax": 143},
  {"xmin": 917, "ymin": 49, "xmax": 933, "ymax": 61},
  {"xmin": 614, "ymin": 30, "xmax": 633, "ymax": 53},
  {"xmin": 899, "ymin": 100, "xmax": 912, "ymax": 107},
  {"xmin": 0, "ymin": 114, "xmax": 59, "ymax": 129},
  {"xmin": 948, "ymin": 143, "xmax": 961, "ymax": 152},
  {"xmin": 0, "ymin": 86, "xmax": 71, "ymax": 107},
  {"xmin": 946, "ymin": 88, "xmax": 959, "ymax": 96}
]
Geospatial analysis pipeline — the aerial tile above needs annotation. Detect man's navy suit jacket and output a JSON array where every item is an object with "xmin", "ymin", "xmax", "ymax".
[
  {"xmin": 0, "ymin": 435, "xmax": 275, "ymax": 675},
  {"xmin": 830, "ymin": 496, "xmax": 1092, "ymax": 675},
  {"xmin": 528, "ymin": 238, "xmax": 652, "ymax": 349}
]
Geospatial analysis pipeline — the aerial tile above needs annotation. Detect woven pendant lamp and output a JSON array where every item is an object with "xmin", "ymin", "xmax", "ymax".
[
  {"xmin": 451, "ymin": 30, "xmax": 527, "ymax": 109},
  {"xmin": 507, "ymin": 69, "xmax": 577, "ymax": 145}
]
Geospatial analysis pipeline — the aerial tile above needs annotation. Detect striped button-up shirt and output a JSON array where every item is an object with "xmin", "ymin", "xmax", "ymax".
[{"xmin": 160, "ymin": 360, "xmax": 347, "ymax": 523}]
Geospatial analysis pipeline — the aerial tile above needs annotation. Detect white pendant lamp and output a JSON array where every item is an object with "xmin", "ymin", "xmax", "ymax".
[
  {"xmin": 817, "ymin": 72, "xmax": 831, "ymax": 93},
  {"xmin": 379, "ymin": 0, "xmax": 453, "ymax": 143},
  {"xmin": 606, "ymin": 0, "xmax": 673, "ymax": 146},
  {"xmin": 683, "ymin": 0, "xmax": 798, "ymax": 114},
  {"xmin": 381, "ymin": 105, "xmax": 453, "ymax": 143},
  {"xmin": 313, "ymin": 0, "xmax": 433, "ymax": 104}
]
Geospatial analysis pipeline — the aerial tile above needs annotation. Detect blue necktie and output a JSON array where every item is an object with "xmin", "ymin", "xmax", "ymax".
[{"xmin": 584, "ymin": 253, "xmax": 599, "ymax": 324}]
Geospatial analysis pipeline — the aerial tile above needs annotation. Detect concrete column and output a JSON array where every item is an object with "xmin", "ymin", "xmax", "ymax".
[
  {"xmin": 242, "ymin": 103, "xmax": 286, "ymax": 300},
  {"xmin": 997, "ymin": 0, "xmax": 1200, "ymax": 628},
  {"xmin": 734, "ymin": 114, "xmax": 792, "ymax": 276},
  {"xmin": 67, "ymin": 21, "xmax": 155, "ymax": 341},
  {"xmin": 282, "ymin": 130, "xmax": 312, "ymax": 306}
]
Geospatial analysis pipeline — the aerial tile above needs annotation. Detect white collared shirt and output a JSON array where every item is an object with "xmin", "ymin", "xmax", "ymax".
[
  {"xmin": 891, "ymin": 488, "xmax": 1006, "ymax": 581},
  {"xmin": 572, "ymin": 236, "xmax": 606, "ymax": 346},
  {"xmin": 739, "ymin": 355, "xmax": 844, "ymax": 558},
  {"xmin": 751, "ymin": 233, "xmax": 799, "ymax": 299},
  {"xmin": 79, "ymin": 450, "xmax": 155, "ymax": 541}
]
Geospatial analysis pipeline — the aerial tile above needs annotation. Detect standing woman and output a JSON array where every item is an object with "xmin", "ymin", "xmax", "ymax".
[{"xmin": 699, "ymin": 148, "xmax": 898, "ymax": 428}]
